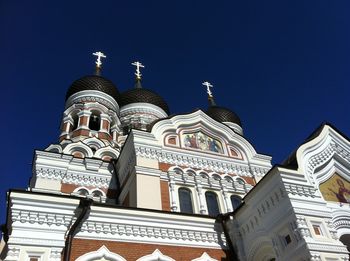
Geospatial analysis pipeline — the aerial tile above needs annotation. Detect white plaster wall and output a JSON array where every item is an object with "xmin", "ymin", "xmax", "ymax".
[
  {"xmin": 137, "ymin": 157, "xmax": 159, "ymax": 168},
  {"xmin": 136, "ymin": 174, "xmax": 162, "ymax": 210},
  {"xmin": 34, "ymin": 178, "xmax": 61, "ymax": 191}
]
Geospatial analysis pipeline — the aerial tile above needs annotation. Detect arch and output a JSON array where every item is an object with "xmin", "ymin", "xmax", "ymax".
[
  {"xmin": 174, "ymin": 167, "xmax": 184, "ymax": 175},
  {"xmin": 178, "ymin": 187, "xmax": 194, "ymax": 214},
  {"xmin": 45, "ymin": 144, "xmax": 63, "ymax": 153},
  {"xmin": 75, "ymin": 245, "xmax": 126, "ymax": 261},
  {"xmin": 63, "ymin": 142, "xmax": 94, "ymax": 158},
  {"xmin": 83, "ymin": 137, "xmax": 106, "ymax": 150},
  {"xmin": 223, "ymin": 175, "xmax": 234, "ymax": 183},
  {"xmin": 91, "ymin": 189, "xmax": 105, "ymax": 198},
  {"xmin": 94, "ymin": 146, "xmax": 120, "ymax": 160},
  {"xmin": 198, "ymin": 171, "xmax": 209, "ymax": 180},
  {"xmin": 205, "ymin": 191, "xmax": 220, "ymax": 217},
  {"xmin": 77, "ymin": 188, "xmax": 89, "ymax": 196},
  {"xmin": 184, "ymin": 168, "xmax": 196, "ymax": 176},
  {"xmin": 70, "ymin": 109, "xmax": 80, "ymax": 131},
  {"xmin": 136, "ymin": 249, "xmax": 175, "ymax": 261},
  {"xmin": 230, "ymin": 195, "xmax": 242, "ymax": 210},
  {"xmin": 234, "ymin": 177, "xmax": 246, "ymax": 185},
  {"xmin": 211, "ymin": 173, "xmax": 221, "ymax": 181},
  {"xmin": 89, "ymin": 110, "xmax": 102, "ymax": 131}
]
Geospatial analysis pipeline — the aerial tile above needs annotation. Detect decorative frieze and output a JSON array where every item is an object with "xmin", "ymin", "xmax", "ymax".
[
  {"xmin": 80, "ymin": 221, "xmax": 224, "ymax": 246},
  {"xmin": 135, "ymin": 145, "xmax": 270, "ymax": 178},
  {"xmin": 35, "ymin": 168, "xmax": 66, "ymax": 180},
  {"xmin": 62, "ymin": 173, "xmax": 111, "ymax": 188},
  {"xmin": 284, "ymin": 183, "xmax": 318, "ymax": 198}
]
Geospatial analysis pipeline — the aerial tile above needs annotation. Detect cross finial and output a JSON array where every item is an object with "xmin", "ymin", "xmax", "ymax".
[
  {"xmin": 202, "ymin": 81, "xmax": 214, "ymax": 98},
  {"xmin": 131, "ymin": 61, "xmax": 145, "ymax": 80},
  {"xmin": 92, "ymin": 51, "xmax": 107, "ymax": 68}
]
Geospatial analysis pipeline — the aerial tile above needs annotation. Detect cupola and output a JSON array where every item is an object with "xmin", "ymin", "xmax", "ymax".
[
  {"xmin": 119, "ymin": 61, "xmax": 169, "ymax": 132},
  {"xmin": 202, "ymin": 81, "xmax": 243, "ymax": 135},
  {"xmin": 60, "ymin": 52, "xmax": 122, "ymax": 144}
]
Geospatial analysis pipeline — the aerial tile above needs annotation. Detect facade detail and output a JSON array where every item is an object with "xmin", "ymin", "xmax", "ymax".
[{"xmin": 1, "ymin": 56, "xmax": 350, "ymax": 260}]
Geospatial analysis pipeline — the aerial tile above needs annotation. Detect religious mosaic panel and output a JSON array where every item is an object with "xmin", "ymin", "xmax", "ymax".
[
  {"xmin": 182, "ymin": 131, "xmax": 223, "ymax": 154},
  {"xmin": 319, "ymin": 173, "xmax": 350, "ymax": 203}
]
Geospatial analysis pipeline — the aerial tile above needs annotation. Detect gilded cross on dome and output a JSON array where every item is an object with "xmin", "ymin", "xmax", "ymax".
[
  {"xmin": 132, "ymin": 61, "xmax": 145, "ymax": 80},
  {"xmin": 202, "ymin": 81, "xmax": 214, "ymax": 98},
  {"xmin": 92, "ymin": 51, "xmax": 106, "ymax": 68}
]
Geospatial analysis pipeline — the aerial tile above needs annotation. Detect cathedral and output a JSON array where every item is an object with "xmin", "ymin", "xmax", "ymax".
[{"xmin": 0, "ymin": 52, "xmax": 350, "ymax": 261}]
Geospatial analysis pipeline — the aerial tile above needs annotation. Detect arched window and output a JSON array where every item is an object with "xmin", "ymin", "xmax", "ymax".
[
  {"xmin": 205, "ymin": 191, "xmax": 220, "ymax": 217},
  {"xmin": 178, "ymin": 188, "xmax": 193, "ymax": 214},
  {"xmin": 230, "ymin": 195, "xmax": 242, "ymax": 210},
  {"xmin": 72, "ymin": 112, "xmax": 79, "ymax": 131},
  {"xmin": 77, "ymin": 188, "xmax": 89, "ymax": 196},
  {"xmin": 92, "ymin": 190, "xmax": 103, "ymax": 197},
  {"xmin": 89, "ymin": 111, "xmax": 101, "ymax": 131}
]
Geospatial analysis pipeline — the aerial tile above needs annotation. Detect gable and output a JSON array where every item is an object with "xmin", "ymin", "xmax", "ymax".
[{"xmin": 151, "ymin": 110, "xmax": 259, "ymax": 161}]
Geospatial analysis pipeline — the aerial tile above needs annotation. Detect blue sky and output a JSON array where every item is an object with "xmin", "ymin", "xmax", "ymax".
[{"xmin": 0, "ymin": 0, "xmax": 349, "ymax": 225}]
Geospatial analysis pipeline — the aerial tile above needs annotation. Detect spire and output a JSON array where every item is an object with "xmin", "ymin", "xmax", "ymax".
[
  {"xmin": 131, "ymin": 61, "xmax": 145, "ymax": 89},
  {"xmin": 92, "ymin": 51, "xmax": 106, "ymax": 76},
  {"xmin": 202, "ymin": 81, "xmax": 216, "ymax": 106}
]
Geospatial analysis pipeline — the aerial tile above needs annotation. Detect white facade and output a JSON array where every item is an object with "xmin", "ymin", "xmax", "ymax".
[{"xmin": 1, "ymin": 68, "xmax": 349, "ymax": 260}]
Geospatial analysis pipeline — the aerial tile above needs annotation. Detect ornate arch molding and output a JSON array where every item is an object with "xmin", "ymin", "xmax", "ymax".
[
  {"xmin": 63, "ymin": 142, "xmax": 94, "ymax": 158},
  {"xmin": 314, "ymin": 157, "xmax": 350, "ymax": 186},
  {"xmin": 151, "ymin": 110, "xmax": 260, "ymax": 160},
  {"xmin": 136, "ymin": 249, "xmax": 175, "ymax": 261},
  {"xmin": 83, "ymin": 137, "xmax": 107, "ymax": 149},
  {"xmin": 295, "ymin": 125, "xmax": 350, "ymax": 185},
  {"xmin": 75, "ymin": 245, "xmax": 126, "ymax": 261},
  {"xmin": 332, "ymin": 209, "xmax": 350, "ymax": 238},
  {"xmin": 94, "ymin": 146, "xmax": 120, "ymax": 159},
  {"xmin": 45, "ymin": 144, "xmax": 63, "ymax": 153}
]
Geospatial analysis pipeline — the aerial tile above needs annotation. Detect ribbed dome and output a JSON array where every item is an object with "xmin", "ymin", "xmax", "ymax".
[
  {"xmin": 206, "ymin": 106, "xmax": 242, "ymax": 126},
  {"xmin": 120, "ymin": 88, "xmax": 170, "ymax": 114},
  {"xmin": 66, "ymin": 75, "xmax": 120, "ymax": 102}
]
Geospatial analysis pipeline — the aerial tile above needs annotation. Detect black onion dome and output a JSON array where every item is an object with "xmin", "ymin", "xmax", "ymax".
[
  {"xmin": 120, "ymin": 88, "xmax": 170, "ymax": 114},
  {"xmin": 206, "ymin": 106, "xmax": 242, "ymax": 126},
  {"xmin": 66, "ymin": 75, "xmax": 120, "ymax": 102}
]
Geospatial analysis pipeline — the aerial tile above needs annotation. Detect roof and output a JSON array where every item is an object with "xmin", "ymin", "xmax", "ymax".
[
  {"xmin": 120, "ymin": 88, "xmax": 170, "ymax": 114},
  {"xmin": 66, "ymin": 75, "xmax": 120, "ymax": 102}
]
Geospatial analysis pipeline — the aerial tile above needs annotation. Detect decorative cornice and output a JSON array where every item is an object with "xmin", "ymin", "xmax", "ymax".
[{"xmin": 65, "ymin": 90, "xmax": 119, "ymax": 112}]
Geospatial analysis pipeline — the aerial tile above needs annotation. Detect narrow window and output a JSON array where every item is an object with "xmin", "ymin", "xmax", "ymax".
[
  {"xmin": 230, "ymin": 195, "xmax": 242, "ymax": 210},
  {"xmin": 312, "ymin": 224, "xmax": 322, "ymax": 235},
  {"xmin": 179, "ymin": 188, "xmax": 193, "ymax": 214},
  {"xmin": 89, "ymin": 112, "xmax": 101, "ymax": 131},
  {"xmin": 284, "ymin": 234, "xmax": 292, "ymax": 245},
  {"xmin": 205, "ymin": 191, "xmax": 220, "ymax": 217},
  {"xmin": 72, "ymin": 113, "xmax": 79, "ymax": 131}
]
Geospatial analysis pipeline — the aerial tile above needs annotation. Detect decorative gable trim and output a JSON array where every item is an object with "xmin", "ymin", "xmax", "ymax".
[
  {"xmin": 75, "ymin": 245, "xmax": 126, "ymax": 261},
  {"xmin": 192, "ymin": 252, "xmax": 218, "ymax": 261},
  {"xmin": 136, "ymin": 249, "xmax": 175, "ymax": 261}
]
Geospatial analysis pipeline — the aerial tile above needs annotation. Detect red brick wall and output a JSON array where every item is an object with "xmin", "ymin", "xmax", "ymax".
[
  {"xmin": 159, "ymin": 162, "xmax": 173, "ymax": 172},
  {"xmin": 70, "ymin": 239, "xmax": 230, "ymax": 260},
  {"xmin": 160, "ymin": 181, "xmax": 170, "ymax": 211}
]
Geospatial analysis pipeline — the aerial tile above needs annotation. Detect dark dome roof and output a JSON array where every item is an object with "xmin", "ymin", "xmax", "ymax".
[
  {"xmin": 206, "ymin": 106, "xmax": 242, "ymax": 126},
  {"xmin": 66, "ymin": 75, "xmax": 120, "ymax": 102},
  {"xmin": 120, "ymin": 88, "xmax": 170, "ymax": 114}
]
